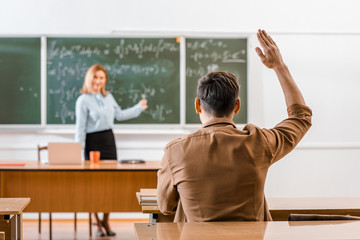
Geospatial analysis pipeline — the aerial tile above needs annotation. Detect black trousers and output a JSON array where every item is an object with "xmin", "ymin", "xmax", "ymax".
[{"xmin": 85, "ymin": 129, "xmax": 117, "ymax": 160}]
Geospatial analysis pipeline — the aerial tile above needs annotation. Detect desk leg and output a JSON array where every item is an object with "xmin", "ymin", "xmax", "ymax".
[
  {"xmin": 16, "ymin": 214, "xmax": 22, "ymax": 240},
  {"xmin": 74, "ymin": 213, "xmax": 77, "ymax": 232},
  {"xmin": 38, "ymin": 213, "xmax": 41, "ymax": 233},
  {"xmin": 89, "ymin": 213, "xmax": 92, "ymax": 237},
  {"xmin": 49, "ymin": 213, "xmax": 52, "ymax": 240}
]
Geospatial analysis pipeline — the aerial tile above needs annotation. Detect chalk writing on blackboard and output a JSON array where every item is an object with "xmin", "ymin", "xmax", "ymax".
[
  {"xmin": 47, "ymin": 38, "xmax": 180, "ymax": 124},
  {"xmin": 185, "ymin": 38, "xmax": 247, "ymax": 124}
]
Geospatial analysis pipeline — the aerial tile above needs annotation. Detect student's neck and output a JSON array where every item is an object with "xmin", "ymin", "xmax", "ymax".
[{"xmin": 200, "ymin": 113, "xmax": 234, "ymax": 125}]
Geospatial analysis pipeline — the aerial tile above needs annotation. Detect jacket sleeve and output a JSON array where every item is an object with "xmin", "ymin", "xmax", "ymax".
[
  {"xmin": 261, "ymin": 104, "xmax": 312, "ymax": 165},
  {"xmin": 75, "ymin": 96, "xmax": 87, "ymax": 147},
  {"xmin": 157, "ymin": 146, "xmax": 179, "ymax": 215},
  {"xmin": 110, "ymin": 94, "xmax": 143, "ymax": 121}
]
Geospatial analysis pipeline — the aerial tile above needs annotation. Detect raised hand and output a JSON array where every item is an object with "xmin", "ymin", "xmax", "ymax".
[{"xmin": 255, "ymin": 29, "xmax": 284, "ymax": 69}]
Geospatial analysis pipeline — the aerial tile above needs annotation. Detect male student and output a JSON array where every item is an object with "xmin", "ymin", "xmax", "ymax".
[{"xmin": 157, "ymin": 29, "xmax": 312, "ymax": 222}]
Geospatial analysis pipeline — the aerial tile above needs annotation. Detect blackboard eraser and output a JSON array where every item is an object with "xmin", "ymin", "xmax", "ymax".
[{"xmin": 119, "ymin": 159, "xmax": 145, "ymax": 164}]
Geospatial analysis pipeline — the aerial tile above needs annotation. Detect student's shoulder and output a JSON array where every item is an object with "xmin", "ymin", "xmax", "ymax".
[
  {"xmin": 164, "ymin": 137, "xmax": 184, "ymax": 150},
  {"xmin": 242, "ymin": 123, "xmax": 273, "ymax": 142},
  {"xmin": 242, "ymin": 123, "xmax": 261, "ymax": 132},
  {"xmin": 164, "ymin": 130, "xmax": 204, "ymax": 150}
]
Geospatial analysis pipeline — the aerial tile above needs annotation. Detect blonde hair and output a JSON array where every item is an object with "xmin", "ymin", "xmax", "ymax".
[{"xmin": 80, "ymin": 64, "xmax": 108, "ymax": 96}]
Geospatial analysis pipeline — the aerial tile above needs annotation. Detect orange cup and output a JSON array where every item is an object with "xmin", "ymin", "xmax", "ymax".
[{"xmin": 89, "ymin": 151, "xmax": 100, "ymax": 164}]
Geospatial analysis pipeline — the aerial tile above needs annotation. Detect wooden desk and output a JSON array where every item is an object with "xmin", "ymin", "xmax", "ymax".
[
  {"xmin": 268, "ymin": 197, "xmax": 360, "ymax": 220},
  {"xmin": 134, "ymin": 221, "xmax": 360, "ymax": 240},
  {"xmin": 0, "ymin": 161, "xmax": 160, "ymax": 239},
  {"xmin": 0, "ymin": 198, "xmax": 30, "ymax": 240},
  {"xmin": 0, "ymin": 161, "xmax": 160, "ymax": 212},
  {"xmin": 139, "ymin": 194, "xmax": 360, "ymax": 221}
]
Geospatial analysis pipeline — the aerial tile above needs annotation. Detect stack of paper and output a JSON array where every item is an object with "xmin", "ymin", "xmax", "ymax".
[{"xmin": 137, "ymin": 188, "xmax": 158, "ymax": 206}]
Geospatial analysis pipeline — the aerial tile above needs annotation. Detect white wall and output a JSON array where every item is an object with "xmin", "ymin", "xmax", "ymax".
[
  {"xmin": 2, "ymin": 0, "xmax": 360, "ymax": 34},
  {"xmin": 1, "ymin": 0, "xmax": 360, "ymax": 205}
]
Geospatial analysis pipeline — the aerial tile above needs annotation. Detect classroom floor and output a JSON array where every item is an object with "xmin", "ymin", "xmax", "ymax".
[{"xmin": 23, "ymin": 219, "xmax": 148, "ymax": 240}]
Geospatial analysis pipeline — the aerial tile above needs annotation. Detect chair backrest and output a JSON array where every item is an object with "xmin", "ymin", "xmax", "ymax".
[
  {"xmin": 288, "ymin": 214, "xmax": 360, "ymax": 221},
  {"xmin": 37, "ymin": 145, "xmax": 48, "ymax": 163}
]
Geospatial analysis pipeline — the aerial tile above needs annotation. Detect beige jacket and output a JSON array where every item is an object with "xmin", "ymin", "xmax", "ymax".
[{"xmin": 157, "ymin": 104, "xmax": 312, "ymax": 222}]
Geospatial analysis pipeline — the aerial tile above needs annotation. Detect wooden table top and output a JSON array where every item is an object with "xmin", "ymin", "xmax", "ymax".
[
  {"xmin": 141, "ymin": 197, "xmax": 360, "ymax": 214},
  {"xmin": 268, "ymin": 197, "xmax": 360, "ymax": 211},
  {"xmin": 0, "ymin": 160, "xmax": 161, "ymax": 171},
  {"xmin": 134, "ymin": 221, "xmax": 360, "ymax": 240},
  {"xmin": 0, "ymin": 198, "xmax": 30, "ymax": 215}
]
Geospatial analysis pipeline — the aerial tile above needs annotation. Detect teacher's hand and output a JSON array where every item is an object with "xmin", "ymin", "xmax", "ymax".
[{"xmin": 138, "ymin": 99, "xmax": 148, "ymax": 110}]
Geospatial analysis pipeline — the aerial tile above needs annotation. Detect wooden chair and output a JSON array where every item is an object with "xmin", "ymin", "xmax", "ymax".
[
  {"xmin": 0, "ymin": 232, "xmax": 4, "ymax": 240},
  {"xmin": 288, "ymin": 214, "xmax": 360, "ymax": 221},
  {"xmin": 37, "ymin": 145, "xmax": 93, "ymax": 237}
]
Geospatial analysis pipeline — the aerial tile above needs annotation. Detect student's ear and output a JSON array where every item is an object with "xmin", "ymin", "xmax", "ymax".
[
  {"xmin": 234, "ymin": 98, "xmax": 241, "ymax": 114},
  {"xmin": 195, "ymin": 98, "xmax": 201, "ymax": 114}
]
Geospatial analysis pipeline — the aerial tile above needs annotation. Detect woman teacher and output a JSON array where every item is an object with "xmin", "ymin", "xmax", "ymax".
[{"xmin": 75, "ymin": 64, "xmax": 148, "ymax": 237}]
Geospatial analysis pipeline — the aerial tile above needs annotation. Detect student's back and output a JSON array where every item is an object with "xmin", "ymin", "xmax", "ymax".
[
  {"xmin": 157, "ymin": 30, "xmax": 312, "ymax": 222},
  {"xmin": 159, "ymin": 106, "xmax": 311, "ymax": 222}
]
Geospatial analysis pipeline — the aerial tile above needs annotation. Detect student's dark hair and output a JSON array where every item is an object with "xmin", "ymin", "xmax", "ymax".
[{"xmin": 196, "ymin": 71, "xmax": 239, "ymax": 117}]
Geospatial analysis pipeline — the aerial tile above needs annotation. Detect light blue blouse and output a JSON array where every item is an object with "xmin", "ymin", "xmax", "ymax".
[{"xmin": 75, "ymin": 92, "xmax": 143, "ymax": 145}]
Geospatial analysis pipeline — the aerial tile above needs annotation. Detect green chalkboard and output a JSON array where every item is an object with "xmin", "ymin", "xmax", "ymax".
[
  {"xmin": 0, "ymin": 38, "xmax": 41, "ymax": 124},
  {"xmin": 186, "ymin": 38, "xmax": 247, "ymax": 124},
  {"xmin": 47, "ymin": 38, "xmax": 180, "ymax": 124}
]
